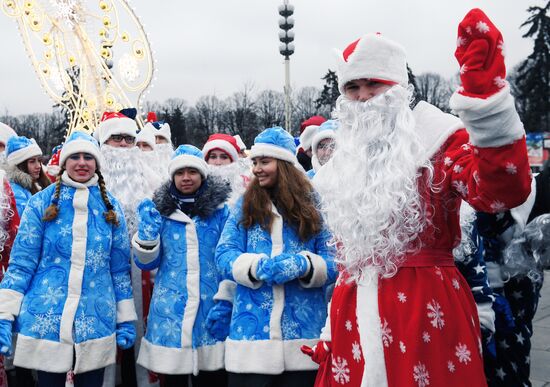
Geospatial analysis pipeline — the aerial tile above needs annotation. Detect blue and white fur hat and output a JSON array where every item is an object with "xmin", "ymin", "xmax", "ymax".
[
  {"xmin": 59, "ymin": 131, "xmax": 102, "ymax": 169},
  {"xmin": 6, "ymin": 135, "xmax": 42, "ymax": 166},
  {"xmin": 312, "ymin": 119, "xmax": 339, "ymax": 152},
  {"xmin": 249, "ymin": 126, "xmax": 297, "ymax": 164},
  {"xmin": 169, "ymin": 144, "xmax": 208, "ymax": 178}
]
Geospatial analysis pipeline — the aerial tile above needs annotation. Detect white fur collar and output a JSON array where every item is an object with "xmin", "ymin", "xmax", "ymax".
[{"xmin": 412, "ymin": 101, "xmax": 464, "ymax": 162}]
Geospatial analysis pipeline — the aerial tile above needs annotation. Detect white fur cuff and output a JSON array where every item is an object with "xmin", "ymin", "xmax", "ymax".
[
  {"xmin": 116, "ymin": 299, "xmax": 138, "ymax": 323},
  {"xmin": 298, "ymin": 251, "xmax": 327, "ymax": 288},
  {"xmin": 213, "ymin": 280, "xmax": 237, "ymax": 302},
  {"xmin": 0, "ymin": 289, "xmax": 24, "ymax": 321},
  {"xmin": 131, "ymin": 233, "xmax": 160, "ymax": 266},
  {"xmin": 232, "ymin": 253, "xmax": 266, "ymax": 289},
  {"xmin": 449, "ymin": 85, "xmax": 524, "ymax": 148}
]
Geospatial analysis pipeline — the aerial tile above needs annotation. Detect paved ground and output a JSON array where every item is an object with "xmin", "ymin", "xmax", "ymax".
[{"xmin": 530, "ymin": 271, "xmax": 550, "ymax": 386}]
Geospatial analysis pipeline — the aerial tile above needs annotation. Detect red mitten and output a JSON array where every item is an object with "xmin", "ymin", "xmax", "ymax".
[
  {"xmin": 455, "ymin": 8, "xmax": 506, "ymax": 98},
  {"xmin": 301, "ymin": 341, "xmax": 331, "ymax": 364}
]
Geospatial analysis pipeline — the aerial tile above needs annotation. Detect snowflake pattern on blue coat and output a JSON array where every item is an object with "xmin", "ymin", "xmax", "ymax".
[
  {"xmin": 10, "ymin": 182, "xmax": 32, "ymax": 219},
  {"xmin": 0, "ymin": 182, "xmax": 133, "ymax": 344},
  {"xmin": 216, "ymin": 199, "xmax": 336, "ymax": 342},
  {"xmin": 137, "ymin": 206, "xmax": 230, "ymax": 350}
]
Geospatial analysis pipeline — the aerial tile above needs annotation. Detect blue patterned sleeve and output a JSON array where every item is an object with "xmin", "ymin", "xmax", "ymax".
[
  {"xmin": 0, "ymin": 194, "xmax": 45, "ymax": 320},
  {"xmin": 215, "ymin": 203, "xmax": 248, "ymax": 281},
  {"xmin": 314, "ymin": 225, "xmax": 337, "ymax": 284},
  {"xmin": 12, "ymin": 185, "xmax": 30, "ymax": 220},
  {"xmin": 109, "ymin": 199, "xmax": 137, "ymax": 323}
]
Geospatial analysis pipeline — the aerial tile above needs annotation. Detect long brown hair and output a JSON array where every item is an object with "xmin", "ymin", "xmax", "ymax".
[
  {"xmin": 17, "ymin": 160, "xmax": 51, "ymax": 194},
  {"xmin": 241, "ymin": 160, "xmax": 322, "ymax": 241},
  {"xmin": 43, "ymin": 169, "xmax": 119, "ymax": 226}
]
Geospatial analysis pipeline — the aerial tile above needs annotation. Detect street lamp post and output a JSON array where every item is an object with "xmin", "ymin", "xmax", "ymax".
[{"xmin": 278, "ymin": 1, "xmax": 294, "ymax": 132}]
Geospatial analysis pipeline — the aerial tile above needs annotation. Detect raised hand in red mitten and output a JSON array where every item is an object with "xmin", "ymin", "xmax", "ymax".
[{"xmin": 455, "ymin": 8, "xmax": 506, "ymax": 98}]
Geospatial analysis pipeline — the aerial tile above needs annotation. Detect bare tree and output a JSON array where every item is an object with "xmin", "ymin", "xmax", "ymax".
[
  {"xmin": 292, "ymin": 86, "xmax": 323, "ymax": 135},
  {"xmin": 256, "ymin": 90, "xmax": 285, "ymax": 129},
  {"xmin": 415, "ymin": 73, "xmax": 453, "ymax": 112}
]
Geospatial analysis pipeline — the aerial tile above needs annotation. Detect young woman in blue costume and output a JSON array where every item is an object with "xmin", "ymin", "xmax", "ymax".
[{"xmin": 0, "ymin": 132, "xmax": 137, "ymax": 387}]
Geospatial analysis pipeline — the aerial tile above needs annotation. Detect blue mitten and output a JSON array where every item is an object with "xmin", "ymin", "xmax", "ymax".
[
  {"xmin": 116, "ymin": 321, "xmax": 136, "ymax": 350},
  {"xmin": 137, "ymin": 198, "xmax": 162, "ymax": 242},
  {"xmin": 269, "ymin": 253, "xmax": 309, "ymax": 284},
  {"xmin": 0, "ymin": 319, "xmax": 13, "ymax": 356},
  {"xmin": 205, "ymin": 300, "xmax": 232, "ymax": 341},
  {"xmin": 255, "ymin": 256, "xmax": 275, "ymax": 283}
]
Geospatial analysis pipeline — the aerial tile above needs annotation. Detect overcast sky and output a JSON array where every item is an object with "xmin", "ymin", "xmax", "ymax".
[{"xmin": 0, "ymin": 0, "xmax": 542, "ymax": 115}]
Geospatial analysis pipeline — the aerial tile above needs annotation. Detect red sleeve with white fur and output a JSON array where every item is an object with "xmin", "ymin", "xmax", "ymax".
[{"xmin": 442, "ymin": 129, "xmax": 531, "ymax": 213}]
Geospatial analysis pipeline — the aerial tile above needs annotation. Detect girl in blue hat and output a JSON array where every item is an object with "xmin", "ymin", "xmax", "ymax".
[
  {"xmin": 0, "ymin": 132, "xmax": 136, "ymax": 387},
  {"xmin": 215, "ymin": 127, "xmax": 336, "ymax": 387}
]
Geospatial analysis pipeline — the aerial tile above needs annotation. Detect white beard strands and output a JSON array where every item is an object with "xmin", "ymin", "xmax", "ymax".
[
  {"xmin": 139, "ymin": 150, "xmax": 164, "ymax": 194},
  {"xmin": 453, "ymin": 201, "xmax": 478, "ymax": 263},
  {"xmin": 155, "ymin": 143, "xmax": 174, "ymax": 182},
  {"xmin": 315, "ymin": 86, "xmax": 434, "ymax": 281},
  {"xmin": 208, "ymin": 159, "xmax": 252, "ymax": 208},
  {"xmin": 101, "ymin": 145, "xmax": 152, "ymax": 235},
  {"xmin": 0, "ymin": 174, "xmax": 13, "ymax": 254}
]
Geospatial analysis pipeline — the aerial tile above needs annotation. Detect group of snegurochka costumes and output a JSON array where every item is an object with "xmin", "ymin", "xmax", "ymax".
[
  {"xmin": 0, "ymin": 132, "xmax": 137, "ymax": 386},
  {"xmin": 308, "ymin": 9, "xmax": 532, "ymax": 387}
]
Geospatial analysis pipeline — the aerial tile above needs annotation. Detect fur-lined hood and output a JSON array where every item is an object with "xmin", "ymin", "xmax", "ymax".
[
  {"xmin": 2, "ymin": 162, "xmax": 34, "ymax": 191},
  {"xmin": 153, "ymin": 175, "xmax": 231, "ymax": 219}
]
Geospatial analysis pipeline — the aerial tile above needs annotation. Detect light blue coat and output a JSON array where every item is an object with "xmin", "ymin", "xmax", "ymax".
[
  {"xmin": 216, "ymin": 198, "xmax": 336, "ymax": 374},
  {"xmin": 132, "ymin": 178, "xmax": 230, "ymax": 375},
  {"xmin": 0, "ymin": 173, "xmax": 136, "ymax": 374}
]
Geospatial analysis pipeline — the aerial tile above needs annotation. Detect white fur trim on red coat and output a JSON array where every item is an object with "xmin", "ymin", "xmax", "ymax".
[
  {"xmin": 449, "ymin": 84, "xmax": 524, "ymax": 148},
  {"xmin": 356, "ymin": 269, "xmax": 388, "ymax": 387}
]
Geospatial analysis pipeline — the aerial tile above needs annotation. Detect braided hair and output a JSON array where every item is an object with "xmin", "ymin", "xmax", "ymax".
[{"xmin": 42, "ymin": 170, "xmax": 119, "ymax": 226}]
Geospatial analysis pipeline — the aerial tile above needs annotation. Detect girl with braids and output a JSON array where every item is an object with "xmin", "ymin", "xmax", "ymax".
[
  {"xmin": 215, "ymin": 127, "xmax": 336, "ymax": 387},
  {"xmin": 3, "ymin": 135, "xmax": 51, "ymax": 217},
  {"xmin": 0, "ymin": 132, "xmax": 137, "ymax": 387}
]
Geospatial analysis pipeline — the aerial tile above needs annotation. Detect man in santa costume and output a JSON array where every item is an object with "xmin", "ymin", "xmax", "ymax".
[
  {"xmin": 309, "ymin": 9, "xmax": 532, "ymax": 387},
  {"xmin": 96, "ymin": 111, "xmax": 159, "ymax": 387}
]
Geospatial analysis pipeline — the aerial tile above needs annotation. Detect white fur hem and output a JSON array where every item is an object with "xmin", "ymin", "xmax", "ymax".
[
  {"xmin": 356, "ymin": 270, "xmax": 388, "ymax": 387},
  {"xmin": 137, "ymin": 338, "xmax": 224, "ymax": 375},
  {"xmin": 0, "ymin": 289, "xmax": 24, "ymax": 320},
  {"xmin": 116, "ymin": 299, "xmax": 138, "ymax": 323},
  {"xmin": 14, "ymin": 333, "xmax": 116, "ymax": 374},
  {"xmin": 232, "ymin": 253, "xmax": 265, "ymax": 289},
  {"xmin": 213, "ymin": 279, "xmax": 237, "ymax": 302},
  {"xmin": 224, "ymin": 338, "xmax": 318, "ymax": 374},
  {"xmin": 449, "ymin": 85, "xmax": 524, "ymax": 148},
  {"xmin": 298, "ymin": 251, "xmax": 327, "ymax": 288},
  {"xmin": 132, "ymin": 233, "xmax": 160, "ymax": 266}
]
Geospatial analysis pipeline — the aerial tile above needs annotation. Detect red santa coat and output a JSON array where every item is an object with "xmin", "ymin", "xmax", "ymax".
[{"xmin": 317, "ymin": 98, "xmax": 532, "ymax": 387}]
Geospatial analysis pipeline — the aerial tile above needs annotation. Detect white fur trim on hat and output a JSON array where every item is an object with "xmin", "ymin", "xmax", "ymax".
[
  {"xmin": 136, "ymin": 128, "xmax": 156, "ymax": 150},
  {"xmin": 249, "ymin": 143, "xmax": 297, "ymax": 164},
  {"xmin": 7, "ymin": 142, "xmax": 42, "ymax": 167},
  {"xmin": 59, "ymin": 139, "xmax": 102, "ymax": 169},
  {"xmin": 337, "ymin": 33, "xmax": 408, "ymax": 93},
  {"xmin": 0, "ymin": 123, "xmax": 16, "ymax": 146},
  {"xmin": 312, "ymin": 130, "xmax": 336, "ymax": 153},
  {"xmin": 98, "ymin": 116, "xmax": 138, "ymax": 145},
  {"xmin": 299, "ymin": 125, "xmax": 319, "ymax": 151},
  {"xmin": 202, "ymin": 139, "xmax": 239, "ymax": 162},
  {"xmin": 233, "ymin": 135, "xmax": 246, "ymax": 151},
  {"xmin": 156, "ymin": 123, "xmax": 172, "ymax": 143},
  {"xmin": 169, "ymin": 155, "xmax": 208, "ymax": 178}
]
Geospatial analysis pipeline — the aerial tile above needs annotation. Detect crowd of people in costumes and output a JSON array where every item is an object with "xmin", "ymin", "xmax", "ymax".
[{"xmin": 0, "ymin": 7, "xmax": 546, "ymax": 387}]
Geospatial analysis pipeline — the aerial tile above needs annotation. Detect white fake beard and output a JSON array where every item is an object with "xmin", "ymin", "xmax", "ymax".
[
  {"xmin": 208, "ymin": 160, "xmax": 252, "ymax": 207},
  {"xmin": 0, "ymin": 172, "xmax": 13, "ymax": 254},
  {"xmin": 314, "ymin": 86, "xmax": 433, "ymax": 280},
  {"xmin": 140, "ymin": 150, "xmax": 165, "ymax": 193},
  {"xmin": 155, "ymin": 143, "xmax": 174, "ymax": 182},
  {"xmin": 100, "ymin": 145, "xmax": 153, "ymax": 235}
]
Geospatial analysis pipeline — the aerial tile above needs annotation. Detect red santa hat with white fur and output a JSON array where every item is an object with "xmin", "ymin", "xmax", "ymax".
[{"xmin": 337, "ymin": 33, "xmax": 408, "ymax": 94}]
